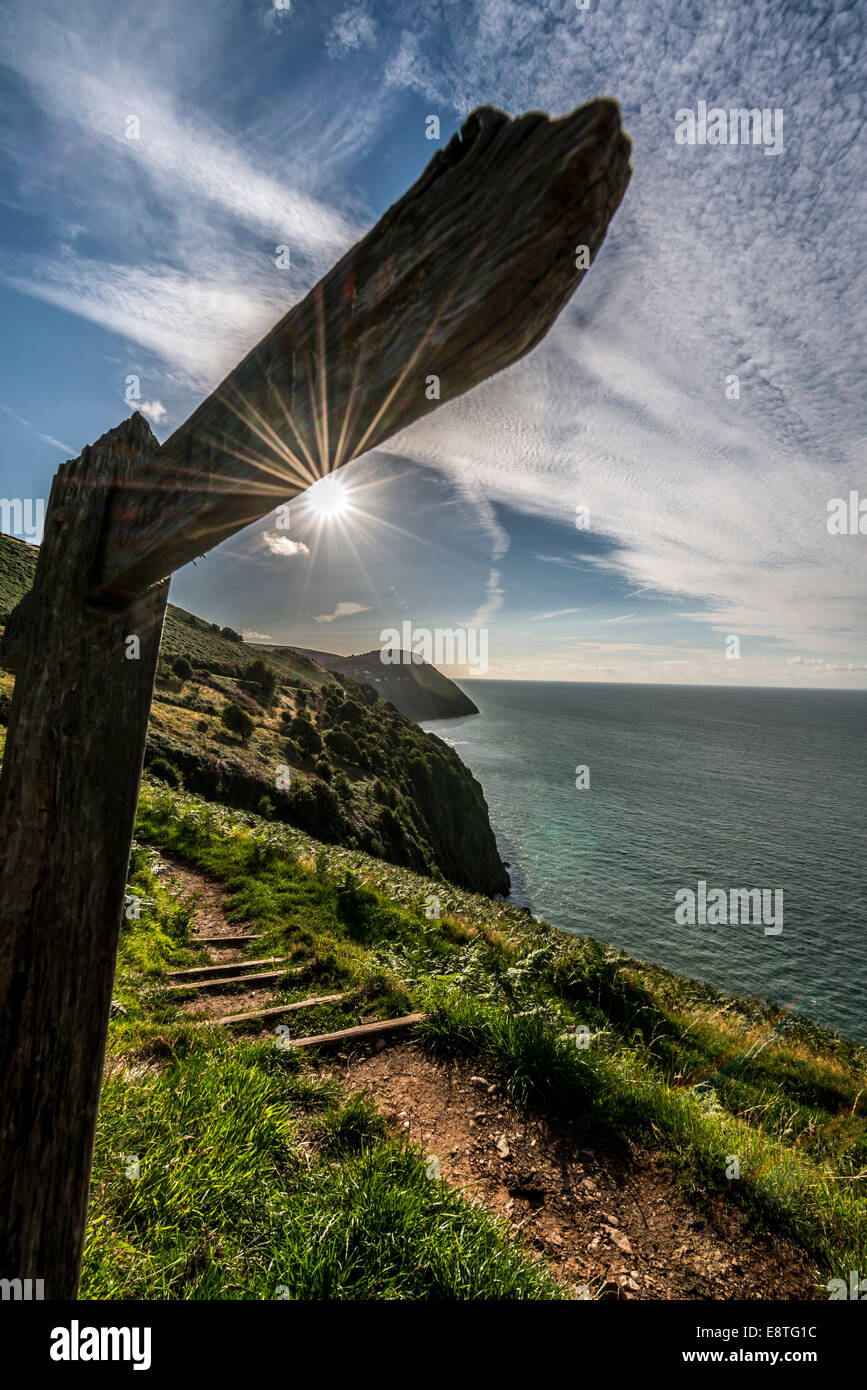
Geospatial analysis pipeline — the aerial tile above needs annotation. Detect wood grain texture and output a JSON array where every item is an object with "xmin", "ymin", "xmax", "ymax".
[
  {"xmin": 288, "ymin": 1014, "xmax": 427, "ymax": 1050},
  {"xmin": 0, "ymin": 415, "xmax": 169, "ymax": 1298},
  {"xmin": 92, "ymin": 99, "xmax": 631, "ymax": 604}
]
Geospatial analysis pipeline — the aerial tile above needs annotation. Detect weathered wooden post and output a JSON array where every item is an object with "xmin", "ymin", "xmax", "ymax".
[
  {"xmin": 0, "ymin": 416, "xmax": 169, "ymax": 1297},
  {"xmin": 0, "ymin": 100, "xmax": 631, "ymax": 1296}
]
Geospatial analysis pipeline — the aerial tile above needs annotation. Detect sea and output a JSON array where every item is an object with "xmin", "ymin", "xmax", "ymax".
[{"xmin": 423, "ymin": 681, "xmax": 867, "ymax": 1044}]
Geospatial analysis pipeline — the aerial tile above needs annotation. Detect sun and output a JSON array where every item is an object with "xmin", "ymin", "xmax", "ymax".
[{"xmin": 305, "ymin": 474, "xmax": 352, "ymax": 522}]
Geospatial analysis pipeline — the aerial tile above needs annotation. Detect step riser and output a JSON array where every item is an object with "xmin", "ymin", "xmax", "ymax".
[
  {"xmin": 210, "ymin": 993, "xmax": 348, "ymax": 1027},
  {"xmin": 168, "ymin": 970, "xmax": 288, "ymax": 994},
  {"xmin": 167, "ymin": 957, "xmax": 287, "ymax": 982},
  {"xmin": 291, "ymin": 1014, "xmax": 426, "ymax": 1050},
  {"xmin": 191, "ymin": 935, "xmax": 262, "ymax": 947}
]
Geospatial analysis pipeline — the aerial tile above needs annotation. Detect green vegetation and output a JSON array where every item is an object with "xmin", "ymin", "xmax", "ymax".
[
  {"xmin": 4, "ymin": 531, "xmax": 864, "ymax": 1299},
  {"xmin": 85, "ymin": 818, "xmax": 558, "ymax": 1299},
  {"xmin": 0, "ymin": 532, "xmax": 507, "ymax": 895},
  {"xmin": 221, "ymin": 700, "xmax": 254, "ymax": 745},
  {"xmin": 80, "ymin": 782, "xmax": 867, "ymax": 1298}
]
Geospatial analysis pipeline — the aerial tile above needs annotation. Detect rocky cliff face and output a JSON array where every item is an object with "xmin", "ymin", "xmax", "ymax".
[{"xmin": 290, "ymin": 647, "xmax": 479, "ymax": 722}]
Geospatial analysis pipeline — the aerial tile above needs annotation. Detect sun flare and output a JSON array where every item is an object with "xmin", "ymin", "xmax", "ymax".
[{"xmin": 305, "ymin": 474, "xmax": 352, "ymax": 522}]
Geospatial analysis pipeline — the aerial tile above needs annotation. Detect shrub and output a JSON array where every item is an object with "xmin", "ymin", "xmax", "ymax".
[
  {"xmin": 338, "ymin": 699, "xmax": 364, "ymax": 727},
  {"xmin": 221, "ymin": 701, "xmax": 254, "ymax": 745},
  {"xmin": 325, "ymin": 728, "xmax": 361, "ymax": 764},
  {"xmin": 290, "ymin": 717, "xmax": 322, "ymax": 758},
  {"xmin": 172, "ymin": 655, "xmax": 193, "ymax": 683},
  {"xmin": 147, "ymin": 757, "xmax": 182, "ymax": 789},
  {"xmin": 244, "ymin": 659, "xmax": 277, "ymax": 706}
]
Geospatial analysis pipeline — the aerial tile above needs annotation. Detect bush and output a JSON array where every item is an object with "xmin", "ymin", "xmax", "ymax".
[
  {"xmin": 244, "ymin": 659, "xmax": 277, "ymax": 706},
  {"xmin": 338, "ymin": 699, "xmax": 364, "ymax": 727},
  {"xmin": 315, "ymin": 758, "xmax": 333, "ymax": 783},
  {"xmin": 148, "ymin": 757, "xmax": 182, "ymax": 789},
  {"xmin": 221, "ymin": 701, "xmax": 254, "ymax": 745},
  {"xmin": 290, "ymin": 777, "xmax": 343, "ymax": 840},
  {"xmin": 290, "ymin": 716, "xmax": 322, "ymax": 758},
  {"xmin": 325, "ymin": 728, "xmax": 361, "ymax": 764},
  {"xmin": 220, "ymin": 626, "xmax": 243, "ymax": 642}
]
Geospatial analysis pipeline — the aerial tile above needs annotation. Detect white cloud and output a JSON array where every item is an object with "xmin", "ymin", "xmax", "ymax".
[
  {"xmin": 137, "ymin": 399, "xmax": 168, "ymax": 425},
  {"xmin": 242, "ymin": 629, "xmax": 272, "ymax": 642},
  {"xmin": 262, "ymin": 532, "xmax": 310, "ymax": 557},
  {"xmin": 464, "ymin": 567, "xmax": 503, "ymax": 627},
  {"xmin": 533, "ymin": 607, "xmax": 583, "ymax": 621},
  {"xmin": 313, "ymin": 601, "xmax": 371, "ymax": 622},
  {"xmin": 327, "ymin": 5, "xmax": 378, "ymax": 58},
  {"xmin": 0, "ymin": 402, "xmax": 74, "ymax": 455}
]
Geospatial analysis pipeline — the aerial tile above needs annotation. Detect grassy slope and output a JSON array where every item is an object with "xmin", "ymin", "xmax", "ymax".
[
  {"xmin": 0, "ymin": 533, "xmax": 508, "ymax": 895},
  {"xmin": 82, "ymin": 780, "xmax": 867, "ymax": 1298}
]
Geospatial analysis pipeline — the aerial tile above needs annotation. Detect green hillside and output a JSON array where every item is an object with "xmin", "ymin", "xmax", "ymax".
[
  {"xmin": 0, "ymin": 532, "xmax": 508, "ymax": 896},
  {"xmin": 76, "ymin": 780, "xmax": 867, "ymax": 1299}
]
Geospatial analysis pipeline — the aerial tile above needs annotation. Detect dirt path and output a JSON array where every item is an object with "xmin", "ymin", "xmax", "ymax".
[
  {"xmin": 150, "ymin": 853, "xmax": 823, "ymax": 1300},
  {"xmin": 336, "ymin": 1043, "xmax": 823, "ymax": 1301},
  {"xmin": 157, "ymin": 854, "xmax": 272, "ymax": 1017}
]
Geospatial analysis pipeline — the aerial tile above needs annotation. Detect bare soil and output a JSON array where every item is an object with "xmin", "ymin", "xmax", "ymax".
[{"xmin": 335, "ymin": 1044, "xmax": 823, "ymax": 1302}]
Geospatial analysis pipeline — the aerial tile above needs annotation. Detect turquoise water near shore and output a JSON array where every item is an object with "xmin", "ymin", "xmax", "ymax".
[{"xmin": 423, "ymin": 681, "xmax": 867, "ymax": 1043}]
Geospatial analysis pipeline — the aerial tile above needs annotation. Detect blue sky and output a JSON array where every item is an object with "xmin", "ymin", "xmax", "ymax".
[{"xmin": 0, "ymin": 0, "xmax": 864, "ymax": 685}]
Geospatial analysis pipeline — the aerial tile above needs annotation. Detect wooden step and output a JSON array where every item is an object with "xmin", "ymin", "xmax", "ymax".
[
  {"xmin": 167, "ymin": 969, "xmax": 289, "ymax": 994},
  {"xmin": 191, "ymin": 933, "xmax": 262, "ymax": 947},
  {"xmin": 210, "ymin": 992, "xmax": 348, "ymax": 1027},
  {"xmin": 167, "ymin": 956, "xmax": 287, "ymax": 982},
  {"xmin": 291, "ymin": 1013, "xmax": 426, "ymax": 1050}
]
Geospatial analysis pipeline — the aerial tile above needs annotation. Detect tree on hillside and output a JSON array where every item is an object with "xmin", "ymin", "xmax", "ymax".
[
  {"xmin": 172, "ymin": 655, "xmax": 193, "ymax": 684},
  {"xmin": 289, "ymin": 716, "xmax": 322, "ymax": 758},
  {"xmin": 221, "ymin": 701, "xmax": 254, "ymax": 745},
  {"xmin": 338, "ymin": 698, "xmax": 364, "ymax": 727},
  {"xmin": 243, "ymin": 658, "xmax": 277, "ymax": 706}
]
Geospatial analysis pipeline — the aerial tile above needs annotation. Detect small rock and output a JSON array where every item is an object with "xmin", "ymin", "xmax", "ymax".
[
  {"xmin": 603, "ymin": 1225, "xmax": 633, "ymax": 1254},
  {"xmin": 620, "ymin": 1275, "xmax": 640, "ymax": 1293},
  {"xmin": 495, "ymin": 1135, "xmax": 510, "ymax": 1159},
  {"xmin": 470, "ymin": 1076, "xmax": 488, "ymax": 1088}
]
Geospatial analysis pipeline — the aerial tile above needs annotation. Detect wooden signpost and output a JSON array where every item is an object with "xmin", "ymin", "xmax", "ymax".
[{"xmin": 0, "ymin": 99, "xmax": 631, "ymax": 1297}]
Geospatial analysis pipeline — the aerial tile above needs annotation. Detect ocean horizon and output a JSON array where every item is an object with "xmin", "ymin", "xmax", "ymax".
[{"xmin": 424, "ymin": 679, "xmax": 867, "ymax": 1045}]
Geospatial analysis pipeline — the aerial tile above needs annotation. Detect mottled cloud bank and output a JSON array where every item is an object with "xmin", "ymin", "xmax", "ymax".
[{"xmin": 1, "ymin": 0, "xmax": 864, "ymax": 683}]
